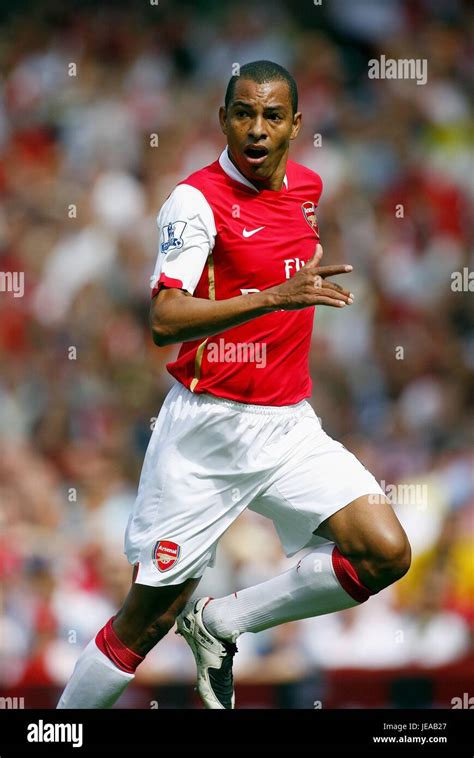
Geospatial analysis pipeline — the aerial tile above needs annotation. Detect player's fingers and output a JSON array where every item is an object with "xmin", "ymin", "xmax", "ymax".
[
  {"xmin": 323, "ymin": 280, "xmax": 343, "ymax": 292},
  {"xmin": 316, "ymin": 264, "xmax": 353, "ymax": 278},
  {"xmin": 322, "ymin": 281, "xmax": 354, "ymax": 301},
  {"xmin": 313, "ymin": 294, "xmax": 348, "ymax": 308},
  {"xmin": 314, "ymin": 286, "xmax": 350, "ymax": 304}
]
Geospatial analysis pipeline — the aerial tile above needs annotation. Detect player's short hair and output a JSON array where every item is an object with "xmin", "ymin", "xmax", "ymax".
[{"xmin": 224, "ymin": 60, "xmax": 298, "ymax": 115}]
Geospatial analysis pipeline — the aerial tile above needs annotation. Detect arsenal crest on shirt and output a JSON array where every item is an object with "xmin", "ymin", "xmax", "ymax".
[
  {"xmin": 301, "ymin": 201, "xmax": 320, "ymax": 239},
  {"xmin": 152, "ymin": 539, "xmax": 181, "ymax": 572}
]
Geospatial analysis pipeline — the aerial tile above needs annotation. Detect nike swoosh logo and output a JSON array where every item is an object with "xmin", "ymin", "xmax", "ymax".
[{"xmin": 242, "ymin": 226, "xmax": 265, "ymax": 238}]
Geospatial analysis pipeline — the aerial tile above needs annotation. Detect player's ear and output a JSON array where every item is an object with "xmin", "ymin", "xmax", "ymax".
[
  {"xmin": 219, "ymin": 106, "xmax": 228, "ymax": 135},
  {"xmin": 290, "ymin": 111, "xmax": 302, "ymax": 140}
]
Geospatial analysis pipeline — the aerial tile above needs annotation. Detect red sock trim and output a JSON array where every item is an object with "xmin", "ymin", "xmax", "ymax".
[
  {"xmin": 331, "ymin": 546, "xmax": 374, "ymax": 603},
  {"xmin": 95, "ymin": 617, "xmax": 144, "ymax": 674}
]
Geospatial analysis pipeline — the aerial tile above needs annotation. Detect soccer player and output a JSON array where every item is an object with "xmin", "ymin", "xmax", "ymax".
[{"xmin": 57, "ymin": 61, "xmax": 411, "ymax": 709}]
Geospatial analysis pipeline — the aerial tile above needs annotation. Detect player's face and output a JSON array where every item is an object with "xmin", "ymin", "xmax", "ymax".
[{"xmin": 219, "ymin": 79, "xmax": 302, "ymax": 191}]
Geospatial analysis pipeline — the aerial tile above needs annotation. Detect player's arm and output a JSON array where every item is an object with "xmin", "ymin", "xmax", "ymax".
[
  {"xmin": 151, "ymin": 286, "xmax": 278, "ymax": 346},
  {"xmin": 151, "ymin": 244, "xmax": 354, "ymax": 346}
]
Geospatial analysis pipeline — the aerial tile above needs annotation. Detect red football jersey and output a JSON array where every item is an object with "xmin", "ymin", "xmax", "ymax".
[{"xmin": 152, "ymin": 148, "xmax": 322, "ymax": 406}]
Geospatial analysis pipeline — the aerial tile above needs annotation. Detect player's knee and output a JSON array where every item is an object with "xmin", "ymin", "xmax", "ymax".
[{"xmin": 366, "ymin": 531, "xmax": 412, "ymax": 590}]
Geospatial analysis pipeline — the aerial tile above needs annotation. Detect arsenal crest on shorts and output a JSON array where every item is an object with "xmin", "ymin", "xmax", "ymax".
[
  {"xmin": 301, "ymin": 201, "xmax": 320, "ymax": 238},
  {"xmin": 152, "ymin": 539, "xmax": 181, "ymax": 572}
]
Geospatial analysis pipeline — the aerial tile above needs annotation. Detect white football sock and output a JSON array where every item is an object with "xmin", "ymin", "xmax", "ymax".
[
  {"xmin": 203, "ymin": 543, "xmax": 372, "ymax": 642},
  {"xmin": 57, "ymin": 639, "xmax": 134, "ymax": 709}
]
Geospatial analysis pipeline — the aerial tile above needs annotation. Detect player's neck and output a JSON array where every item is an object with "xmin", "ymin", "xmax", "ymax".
[{"xmin": 227, "ymin": 148, "xmax": 288, "ymax": 192}]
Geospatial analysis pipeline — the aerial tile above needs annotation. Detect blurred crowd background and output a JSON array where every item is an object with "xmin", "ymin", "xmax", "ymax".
[{"xmin": 0, "ymin": 0, "xmax": 472, "ymax": 708}]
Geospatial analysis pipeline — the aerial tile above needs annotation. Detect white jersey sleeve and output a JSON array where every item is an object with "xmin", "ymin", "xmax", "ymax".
[{"xmin": 151, "ymin": 184, "xmax": 216, "ymax": 296}]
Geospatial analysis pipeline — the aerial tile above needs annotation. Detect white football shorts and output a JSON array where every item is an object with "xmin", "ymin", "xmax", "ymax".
[{"xmin": 124, "ymin": 382, "xmax": 385, "ymax": 586}]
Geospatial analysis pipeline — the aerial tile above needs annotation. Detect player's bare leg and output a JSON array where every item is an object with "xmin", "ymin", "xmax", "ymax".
[
  {"xmin": 202, "ymin": 495, "xmax": 410, "ymax": 637},
  {"xmin": 312, "ymin": 495, "xmax": 412, "ymax": 593},
  {"xmin": 112, "ymin": 578, "xmax": 200, "ymax": 656},
  {"xmin": 57, "ymin": 576, "xmax": 199, "ymax": 708},
  {"xmin": 180, "ymin": 495, "xmax": 410, "ymax": 708}
]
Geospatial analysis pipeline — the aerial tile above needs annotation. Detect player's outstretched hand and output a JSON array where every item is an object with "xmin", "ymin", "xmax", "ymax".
[{"xmin": 272, "ymin": 244, "xmax": 354, "ymax": 310}]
